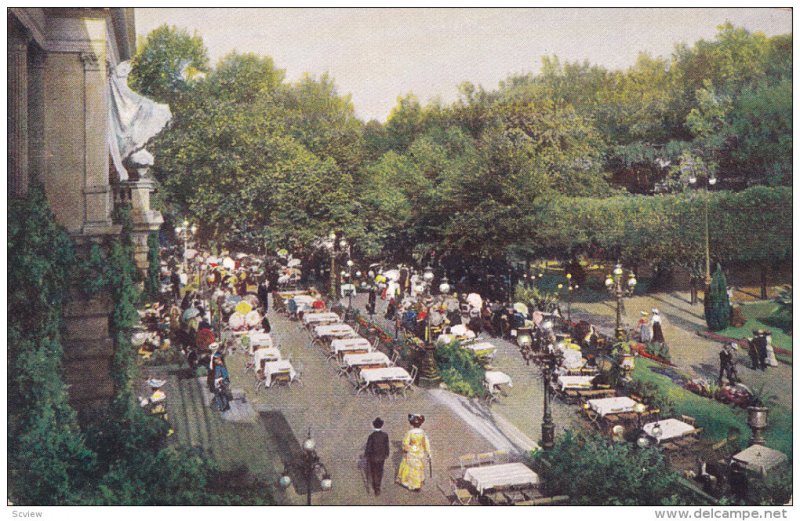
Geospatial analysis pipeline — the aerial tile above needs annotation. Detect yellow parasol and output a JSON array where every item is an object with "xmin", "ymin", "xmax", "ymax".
[{"xmin": 235, "ymin": 300, "xmax": 253, "ymax": 315}]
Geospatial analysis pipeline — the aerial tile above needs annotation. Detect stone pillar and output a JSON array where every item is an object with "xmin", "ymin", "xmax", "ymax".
[
  {"xmin": 8, "ymin": 36, "xmax": 29, "ymax": 197},
  {"xmin": 28, "ymin": 46, "xmax": 46, "ymax": 186},
  {"xmin": 119, "ymin": 178, "xmax": 164, "ymax": 276},
  {"xmin": 80, "ymin": 51, "xmax": 115, "ymax": 234}
]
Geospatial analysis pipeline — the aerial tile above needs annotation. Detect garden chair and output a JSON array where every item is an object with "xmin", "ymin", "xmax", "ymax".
[
  {"xmin": 292, "ymin": 361, "xmax": 304, "ymax": 387},
  {"xmin": 459, "ymin": 453, "xmax": 477, "ymax": 471},
  {"xmin": 373, "ymin": 382, "xmax": 393, "ymax": 401},
  {"xmin": 389, "ymin": 351, "xmax": 400, "ymax": 366},
  {"xmin": 492, "ymin": 449, "xmax": 510, "ymax": 464},
  {"xmin": 680, "ymin": 415, "xmax": 697, "ymax": 426},
  {"xmin": 450, "ymin": 477, "xmax": 477, "ymax": 505},
  {"xmin": 476, "ymin": 451, "xmax": 495, "ymax": 466}
]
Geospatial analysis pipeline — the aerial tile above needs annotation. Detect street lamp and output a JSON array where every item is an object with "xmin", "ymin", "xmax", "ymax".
[
  {"xmin": 327, "ymin": 231, "xmax": 337, "ymax": 301},
  {"xmin": 279, "ymin": 428, "xmax": 332, "ymax": 506},
  {"xmin": 417, "ymin": 265, "xmax": 441, "ymax": 387},
  {"xmin": 438, "ymin": 276, "xmax": 451, "ymax": 295},
  {"xmin": 541, "ymin": 344, "xmax": 562, "ymax": 449},
  {"xmin": 561, "ymin": 273, "xmax": 578, "ymax": 324},
  {"xmin": 174, "ymin": 219, "xmax": 195, "ymax": 273},
  {"xmin": 605, "ymin": 263, "xmax": 637, "ymax": 341},
  {"xmin": 681, "ymin": 157, "xmax": 717, "ymax": 291}
]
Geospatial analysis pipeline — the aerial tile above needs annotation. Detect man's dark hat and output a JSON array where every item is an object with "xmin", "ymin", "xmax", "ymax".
[{"xmin": 372, "ymin": 417, "xmax": 384, "ymax": 429}]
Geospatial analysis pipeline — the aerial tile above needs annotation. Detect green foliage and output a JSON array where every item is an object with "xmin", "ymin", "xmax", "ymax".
[
  {"xmin": 745, "ymin": 465, "xmax": 793, "ymax": 506},
  {"xmin": 129, "ymin": 24, "xmax": 210, "ymax": 104},
  {"xmin": 8, "ymin": 185, "xmax": 96, "ymax": 505},
  {"xmin": 535, "ymin": 431, "xmax": 693, "ymax": 505},
  {"xmin": 626, "ymin": 379, "xmax": 675, "ymax": 417},
  {"xmin": 704, "ymin": 263, "xmax": 731, "ymax": 331},
  {"xmin": 514, "ymin": 284, "xmax": 560, "ymax": 312},
  {"xmin": 644, "ymin": 342, "xmax": 671, "ymax": 361},
  {"xmin": 144, "ymin": 232, "xmax": 161, "ymax": 301},
  {"xmin": 434, "ymin": 341, "xmax": 486, "ymax": 398}
]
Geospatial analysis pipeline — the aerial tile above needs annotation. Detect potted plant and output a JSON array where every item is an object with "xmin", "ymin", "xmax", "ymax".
[{"xmin": 747, "ymin": 384, "xmax": 777, "ymax": 445}]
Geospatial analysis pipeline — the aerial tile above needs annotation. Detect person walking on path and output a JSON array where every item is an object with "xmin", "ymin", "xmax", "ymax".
[
  {"xmin": 637, "ymin": 311, "xmax": 651, "ymax": 343},
  {"xmin": 718, "ymin": 342, "xmax": 739, "ymax": 385},
  {"xmin": 364, "ymin": 417, "xmax": 390, "ymax": 496},
  {"xmin": 396, "ymin": 414, "xmax": 432, "ymax": 492},
  {"xmin": 650, "ymin": 308, "xmax": 665, "ymax": 344}
]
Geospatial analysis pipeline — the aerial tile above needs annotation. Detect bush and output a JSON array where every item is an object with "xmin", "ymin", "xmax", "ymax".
[
  {"xmin": 705, "ymin": 264, "xmax": 731, "ymax": 331},
  {"xmin": 435, "ymin": 341, "xmax": 486, "ymax": 398},
  {"xmin": 626, "ymin": 379, "xmax": 676, "ymax": 417},
  {"xmin": 534, "ymin": 431, "xmax": 694, "ymax": 505}
]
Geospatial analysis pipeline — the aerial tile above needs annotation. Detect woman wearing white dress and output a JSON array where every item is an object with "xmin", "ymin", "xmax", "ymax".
[{"xmin": 650, "ymin": 308, "xmax": 665, "ymax": 344}]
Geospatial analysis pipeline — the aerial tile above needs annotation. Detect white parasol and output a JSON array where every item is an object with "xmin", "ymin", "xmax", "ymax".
[
  {"xmin": 383, "ymin": 269, "xmax": 400, "ymax": 282},
  {"xmin": 513, "ymin": 302, "xmax": 529, "ymax": 315},
  {"xmin": 466, "ymin": 293, "xmax": 483, "ymax": 309},
  {"xmin": 184, "ymin": 248, "xmax": 198, "ymax": 260},
  {"xmin": 222, "ymin": 257, "xmax": 235, "ymax": 270},
  {"xmin": 287, "ymin": 258, "xmax": 302, "ymax": 268},
  {"xmin": 245, "ymin": 310, "xmax": 261, "ymax": 327}
]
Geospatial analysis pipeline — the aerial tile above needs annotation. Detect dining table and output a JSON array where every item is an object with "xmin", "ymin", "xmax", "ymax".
[
  {"xmin": 587, "ymin": 396, "xmax": 639, "ymax": 416},
  {"xmin": 314, "ymin": 323, "xmax": 357, "ymax": 339},
  {"xmin": 261, "ymin": 360, "xmax": 297, "ymax": 388},
  {"xmin": 484, "ymin": 371, "xmax": 513, "ymax": 388},
  {"xmin": 303, "ymin": 312, "xmax": 341, "ymax": 325},
  {"xmin": 463, "ymin": 463, "xmax": 540, "ymax": 496},
  {"xmin": 331, "ymin": 337, "xmax": 373, "ymax": 354},
  {"xmin": 359, "ymin": 366, "xmax": 412, "ymax": 385},
  {"xmin": 642, "ymin": 418, "xmax": 696, "ymax": 444},
  {"xmin": 342, "ymin": 352, "xmax": 390, "ymax": 369},
  {"xmin": 557, "ymin": 375, "xmax": 595, "ymax": 390}
]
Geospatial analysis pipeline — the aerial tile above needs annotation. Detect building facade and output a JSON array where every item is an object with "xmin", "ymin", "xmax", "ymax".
[{"xmin": 8, "ymin": 8, "xmax": 165, "ymax": 414}]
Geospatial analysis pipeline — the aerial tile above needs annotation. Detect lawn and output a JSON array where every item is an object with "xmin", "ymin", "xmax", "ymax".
[
  {"xmin": 716, "ymin": 302, "xmax": 792, "ymax": 361},
  {"xmin": 632, "ymin": 359, "xmax": 792, "ymax": 457}
]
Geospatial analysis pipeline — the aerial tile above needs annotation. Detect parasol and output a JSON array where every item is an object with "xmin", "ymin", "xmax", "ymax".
[
  {"xmin": 225, "ymin": 294, "xmax": 242, "ymax": 304},
  {"xmin": 182, "ymin": 307, "xmax": 200, "ymax": 322},
  {"xmin": 244, "ymin": 294, "xmax": 260, "ymax": 307},
  {"xmin": 383, "ymin": 269, "xmax": 400, "ymax": 281},
  {"xmin": 236, "ymin": 253, "xmax": 249, "ymax": 259},
  {"xmin": 245, "ymin": 310, "xmax": 261, "ymax": 327},
  {"xmin": 184, "ymin": 248, "xmax": 198, "ymax": 259},
  {"xmin": 206, "ymin": 256, "xmax": 219, "ymax": 265},
  {"xmin": 222, "ymin": 257, "xmax": 235, "ymax": 270},
  {"xmin": 466, "ymin": 293, "xmax": 483, "ymax": 309},
  {"xmin": 513, "ymin": 302, "xmax": 529, "ymax": 315},
  {"xmin": 228, "ymin": 313, "xmax": 245, "ymax": 330},
  {"xmin": 287, "ymin": 258, "xmax": 301, "ymax": 267},
  {"xmin": 235, "ymin": 301, "xmax": 253, "ymax": 315},
  {"xmin": 277, "ymin": 248, "xmax": 289, "ymax": 257},
  {"xmin": 132, "ymin": 332, "xmax": 148, "ymax": 347}
]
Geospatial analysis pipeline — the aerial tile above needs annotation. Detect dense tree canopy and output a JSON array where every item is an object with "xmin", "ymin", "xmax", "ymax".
[{"xmin": 135, "ymin": 23, "xmax": 791, "ymax": 275}]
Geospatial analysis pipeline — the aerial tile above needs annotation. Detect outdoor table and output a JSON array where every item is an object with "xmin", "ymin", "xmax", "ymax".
[
  {"xmin": 732, "ymin": 445, "xmax": 788, "ymax": 475},
  {"xmin": 314, "ymin": 324, "xmax": 357, "ymax": 339},
  {"xmin": 461, "ymin": 341, "xmax": 497, "ymax": 357},
  {"xmin": 588, "ymin": 396, "xmax": 639, "ymax": 416},
  {"xmin": 254, "ymin": 347, "xmax": 282, "ymax": 369},
  {"xmin": 557, "ymin": 375, "xmax": 595, "ymax": 391},
  {"xmin": 484, "ymin": 371, "xmax": 513, "ymax": 388},
  {"xmin": 360, "ymin": 367, "xmax": 412, "ymax": 385},
  {"xmin": 248, "ymin": 332, "xmax": 273, "ymax": 348},
  {"xmin": 642, "ymin": 418, "xmax": 695, "ymax": 444},
  {"xmin": 262, "ymin": 360, "xmax": 297, "ymax": 387},
  {"xmin": 303, "ymin": 312, "xmax": 341, "ymax": 325},
  {"xmin": 559, "ymin": 349, "xmax": 584, "ymax": 370},
  {"xmin": 463, "ymin": 463, "xmax": 540, "ymax": 496},
  {"xmin": 331, "ymin": 337, "xmax": 373, "ymax": 354},
  {"xmin": 343, "ymin": 352, "xmax": 390, "ymax": 369}
]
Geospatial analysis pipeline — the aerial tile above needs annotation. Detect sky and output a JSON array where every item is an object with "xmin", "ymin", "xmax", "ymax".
[{"xmin": 135, "ymin": 8, "xmax": 791, "ymax": 122}]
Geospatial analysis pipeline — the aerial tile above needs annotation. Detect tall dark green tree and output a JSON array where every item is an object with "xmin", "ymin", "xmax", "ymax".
[{"xmin": 704, "ymin": 263, "xmax": 731, "ymax": 331}]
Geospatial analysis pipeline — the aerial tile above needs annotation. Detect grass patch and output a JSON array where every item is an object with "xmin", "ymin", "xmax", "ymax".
[
  {"xmin": 632, "ymin": 359, "xmax": 792, "ymax": 456},
  {"xmin": 717, "ymin": 302, "xmax": 792, "ymax": 356}
]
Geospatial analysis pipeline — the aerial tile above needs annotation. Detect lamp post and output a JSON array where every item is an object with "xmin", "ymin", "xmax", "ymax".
[
  {"xmin": 604, "ymin": 263, "xmax": 637, "ymax": 341},
  {"xmin": 174, "ymin": 219, "xmax": 196, "ymax": 273},
  {"xmin": 417, "ymin": 265, "xmax": 441, "ymax": 387},
  {"xmin": 562, "ymin": 273, "xmax": 578, "ymax": 324},
  {"xmin": 541, "ymin": 345, "xmax": 561, "ymax": 449},
  {"xmin": 279, "ymin": 428, "xmax": 332, "ymax": 506},
  {"xmin": 687, "ymin": 168, "xmax": 717, "ymax": 289}
]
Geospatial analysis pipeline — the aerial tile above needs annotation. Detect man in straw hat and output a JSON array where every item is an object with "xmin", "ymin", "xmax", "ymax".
[{"xmin": 718, "ymin": 342, "xmax": 739, "ymax": 385}]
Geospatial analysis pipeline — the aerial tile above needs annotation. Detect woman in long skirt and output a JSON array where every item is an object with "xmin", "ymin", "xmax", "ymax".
[
  {"xmin": 396, "ymin": 414, "xmax": 431, "ymax": 491},
  {"xmin": 650, "ymin": 308, "xmax": 665, "ymax": 344}
]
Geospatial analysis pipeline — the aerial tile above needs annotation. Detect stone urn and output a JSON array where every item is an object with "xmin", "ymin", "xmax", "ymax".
[{"xmin": 747, "ymin": 406, "xmax": 769, "ymax": 445}]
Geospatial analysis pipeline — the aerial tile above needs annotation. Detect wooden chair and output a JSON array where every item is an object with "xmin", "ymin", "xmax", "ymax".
[
  {"xmin": 374, "ymin": 382, "xmax": 393, "ymax": 401},
  {"xmin": 476, "ymin": 451, "xmax": 495, "ymax": 466},
  {"xmin": 389, "ymin": 351, "xmax": 400, "ymax": 366},
  {"xmin": 493, "ymin": 449, "xmax": 510, "ymax": 464},
  {"xmin": 437, "ymin": 479, "xmax": 476, "ymax": 506},
  {"xmin": 273, "ymin": 372, "xmax": 291, "ymax": 387},
  {"xmin": 681, "ymin": 415, "xmax": 697, "ymax": 426},
  {"xmin": 459, "ymin": 453, "xmax": 477, "ymax": 471}
]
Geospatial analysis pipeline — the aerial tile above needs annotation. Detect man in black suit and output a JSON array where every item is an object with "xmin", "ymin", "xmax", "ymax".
[{"xmin": 364, "ymin": 417, "xmax": 390, "ymax": 496}]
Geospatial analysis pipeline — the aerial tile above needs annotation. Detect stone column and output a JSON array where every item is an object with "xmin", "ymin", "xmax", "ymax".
[
  {"xmin": 8, "ymin": 37, "xmax": 29, "ymax": 197},
  {"xmin": 80, "ymin": 51, "xmax": 115, "ymax": 234},
  {"xmin": 28, "ymin": 46, "xmax": 46, "ymax": 186}
]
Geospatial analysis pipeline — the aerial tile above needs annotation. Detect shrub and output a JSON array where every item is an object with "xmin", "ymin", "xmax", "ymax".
[
  {"xmin": 435, "ymin": 341, "xmax": 486, "ymax": 397},
  {"xmin": 704, "ymin": 263, "xmax": 731, "ymax": 331},
  {"xmin": 534, "ymin": 431, "xmax": 695, "ymax": 505}
]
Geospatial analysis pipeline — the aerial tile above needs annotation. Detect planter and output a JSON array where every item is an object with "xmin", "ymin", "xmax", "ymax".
[{"xmin": 747, "ymin": 406, "xmax": 769, "ymax": 445}]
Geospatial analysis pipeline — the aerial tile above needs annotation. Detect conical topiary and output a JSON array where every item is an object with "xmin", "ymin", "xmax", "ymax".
[{"xmin": 704, "ymin": 263, "xmax": 731, "ymax": 331}]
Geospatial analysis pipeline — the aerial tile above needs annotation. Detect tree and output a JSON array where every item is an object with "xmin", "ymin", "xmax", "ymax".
[
  {"xmin": 129, "ymin": 24, "xmax": 209, "ymax": 104},
  {"xmin": 704, "ymin": 263, "xmax": 731, "ymax": 331}
]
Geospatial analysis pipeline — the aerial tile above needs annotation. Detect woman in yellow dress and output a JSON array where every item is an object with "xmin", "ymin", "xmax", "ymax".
[{"xmin": 396, "ymin": 414, "xmax": 432, "ymax": 491}]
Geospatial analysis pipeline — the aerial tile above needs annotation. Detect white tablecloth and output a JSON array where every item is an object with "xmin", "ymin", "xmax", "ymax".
[
  {"xmin": 559, "ymin": 349, "xmax": 584, "ymax": 369},
  {"xmin": 463, "ymin": 463, "xmax": 540, "ymax": 495},
  {"xmin": 343, "ymin": 352, "xmax": 390, "ymax": 368},
  {"xmin": 291, "ymin": 295, "xmax": 315, "ymax": 305},
  {"xmin": 254, "ymin": 348, "xmax": 282, "ymax": 369},
  {"xmin": 331, "ymin": 337, "xmax": 373, "ymax": 354},
  {"xmin": 248, "ymin": 332, "xmax": 273, "ymax": 347},
  {"xmin": 557, "ymin": 375, "xmax": 594, "ymax": 390},
  {"xmin": 462, "ymin": 341, "xmax": 497, "ymax": 354},
  {"xmin": 263, "ymin": 360, "xmax": 296, "ymax": 387},
  {"xmin": 588, "ymin": 396, "xmax": 639, "ymax": 416},
  {"xmin": 315, "ymin": 324, "xmax": 357, "ymax": 338},
  {"xmin": 303, "ymin": 312, "xmax": 341, "ymax": 325},
  {"xmin": 642, "ymin": 418, "xmax": 695, "ymax": 443},
  {"xmin": 360, "ymin": 367, "xmax": 412, "ymax": 384},
  {"xmin": 485, "ymin": 371, "xmax": 513, "ymax": 388},
  {"xmin": 733, "ymin": 445, "xmax": 788, "ymax": 474}
]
